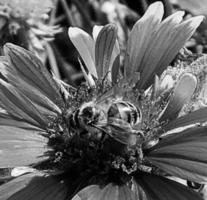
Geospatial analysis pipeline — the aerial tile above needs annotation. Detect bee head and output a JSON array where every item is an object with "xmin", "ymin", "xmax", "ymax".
[{"xmin": 79, "ymin": 101, "xmax": 106, "ymax": 126}]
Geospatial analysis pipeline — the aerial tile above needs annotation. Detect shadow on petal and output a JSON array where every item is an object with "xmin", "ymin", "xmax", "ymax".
[
  {"xmin": 0, "ymin": 172, "xmax": 70, "ymax": 200},
  {"xmin": 134, "ymin": 172, "xmax": 202, "ymax": 200}
]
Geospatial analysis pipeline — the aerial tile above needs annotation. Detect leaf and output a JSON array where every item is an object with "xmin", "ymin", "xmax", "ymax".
[
  {"xmin": 159, "ymin": 73, "xmax": 197, "ymax": 122},
  {"xmin": 4, "ymin": 43, "xmax": 64, "ymax": 108},
  {"xmin": 68, "ymin": 27, "xmax": 97, "ymax": 78},
  {"xmin": 95, "ymin": 24, "xmax": 118, "ymax": 79},
  {"xmin": 124, "ymin": 2, "xmax": 164, "ymax": 84},
  {"xmin": 0, "ymin": 172, "xmax": 69, "ymax": 200},
  {"xmin": 134, "ymin": 172, "xmax": 202, "ymax": 200},
  {"xmin": 146, "ymin": 126, "xmax": 207, "ymax": 183},
  {"xmin": 0, "ymin": 126, "xmax": 49, "ymax": 167},
  {"xmin": 72, "ymin": 183, "xmax": 137, "ymax": 200},
  {"xmin": 162, "ymin": 107, "xmax": 207, "ymax": 133}
]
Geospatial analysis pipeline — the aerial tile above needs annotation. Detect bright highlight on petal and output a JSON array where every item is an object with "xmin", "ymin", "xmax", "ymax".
[
  {"xmin": 69, "ymin": 27, "xmax": 97, "ymax": 78},
  {"xmin": 11, "ymin": 167, "xmax": 36, "ymax": 177}
]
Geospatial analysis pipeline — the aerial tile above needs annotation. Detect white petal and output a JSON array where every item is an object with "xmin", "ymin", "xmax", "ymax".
[
  {"xmin": 68, "ymin": 27, "xmax": 97, "ymax": 78},
  {"xmin": 78, "ymin": 58, "xmax": 96, "ymax": 87},
  {"xmin": 11, "ymin": 167, "xmax": 36, "ymax": 177},
  {"xmin": 160, "ymin": 74, "xmax": 174, "ymax": 91},
  {"xmin": 92, "ymin": 25, "xmax": 103, "ymax": 41}
]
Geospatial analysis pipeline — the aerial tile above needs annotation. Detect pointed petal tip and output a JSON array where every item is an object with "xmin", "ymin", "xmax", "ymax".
[
  {"xmin": 68, "ymin": 27, "xmax": 90, "ymax": 41},
  {"xmin": 92, "ymin": 25, "xmax": 103, "ymax": 40},
  {"xmin": 148, "ymin": 1, "xmax": 164, "ymax": 13},
  {"xmin": 3, "ymin": 43, "xmax": 26, "ymax": 53},
  {"xmin": 150, "ymin": 1, "xmax": 163, "ymax": 9},
  {"xmin": 3, "ymin": 43, "xmax": 15, "ymax": 54},
  {"xmin": 188, "ymin": 15, "xmax": 205, "ymax": 29},
  {"xmin": 68, "ymin": 27, "xmax": 80, "ymax": 38},
  {"xmin": 170, "ymin": 11, "xmax": 185, "ymax": 23},
  {"xmin": 3, "ymin": 43, "xmax": 31, "ymax": 59},
  {"xmin": 3, "ymin": 42, "xmax": 15, "ymax": 49}
]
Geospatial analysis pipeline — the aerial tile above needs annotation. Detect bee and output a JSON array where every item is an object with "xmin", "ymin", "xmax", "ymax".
[{"xmin": 68, "ymin": 97, "xmax": 143, "ymax": 146}]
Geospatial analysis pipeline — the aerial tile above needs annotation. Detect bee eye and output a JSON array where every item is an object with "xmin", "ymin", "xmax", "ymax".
[
  {"xmin": 82, "ymin": 107, "xmax": 94, "ymax": 118},
  {"xmin": 186, "ymin": 181, "xmax": 204, "ymax": 191}
]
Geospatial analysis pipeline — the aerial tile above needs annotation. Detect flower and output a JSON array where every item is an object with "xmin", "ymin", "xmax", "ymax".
[
  {"xmin": 0, "ymin": 0, "xmax": 61, "ymax": 54},
  {"xmin": 0, "ymin": 1, "xmax": 207, "ymax": 200}
]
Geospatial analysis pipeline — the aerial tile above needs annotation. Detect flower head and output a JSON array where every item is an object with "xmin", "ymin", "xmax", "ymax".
[{"xmin": 0, "ymin": 2, "xmax": 207, "ymax": 200}]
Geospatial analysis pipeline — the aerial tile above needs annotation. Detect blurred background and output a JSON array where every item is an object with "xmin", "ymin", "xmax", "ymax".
[{"xmin": 0, "ymin": 0, "xmax": 206, "ymax": 88}]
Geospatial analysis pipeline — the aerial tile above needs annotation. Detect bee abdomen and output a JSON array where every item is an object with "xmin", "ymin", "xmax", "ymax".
[
  {"xmin": 68, "ymin": 109, "xmax": 81, "ymax": 130},
  {"xmin": 107, "ymin": 101, "xmax": 141, "ymax": 126}
]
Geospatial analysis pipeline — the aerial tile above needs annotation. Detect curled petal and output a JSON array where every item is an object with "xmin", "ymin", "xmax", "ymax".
[
  {"xmin": 159, "ymin": 73, "xmax": 197, "ymax": 122},
  {"xmin": 95, "ymin": 24, "xmax": 118, "ymax": 79}
]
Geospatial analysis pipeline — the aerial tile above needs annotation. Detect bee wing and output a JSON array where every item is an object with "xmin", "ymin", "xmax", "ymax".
[
  {"xmin": 106, "ymin": 118, "xmax": 137, "ymax": 145},
  {"xmin": 96, "ymin": 87, "xmax": 116, "ymax": 103}
]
